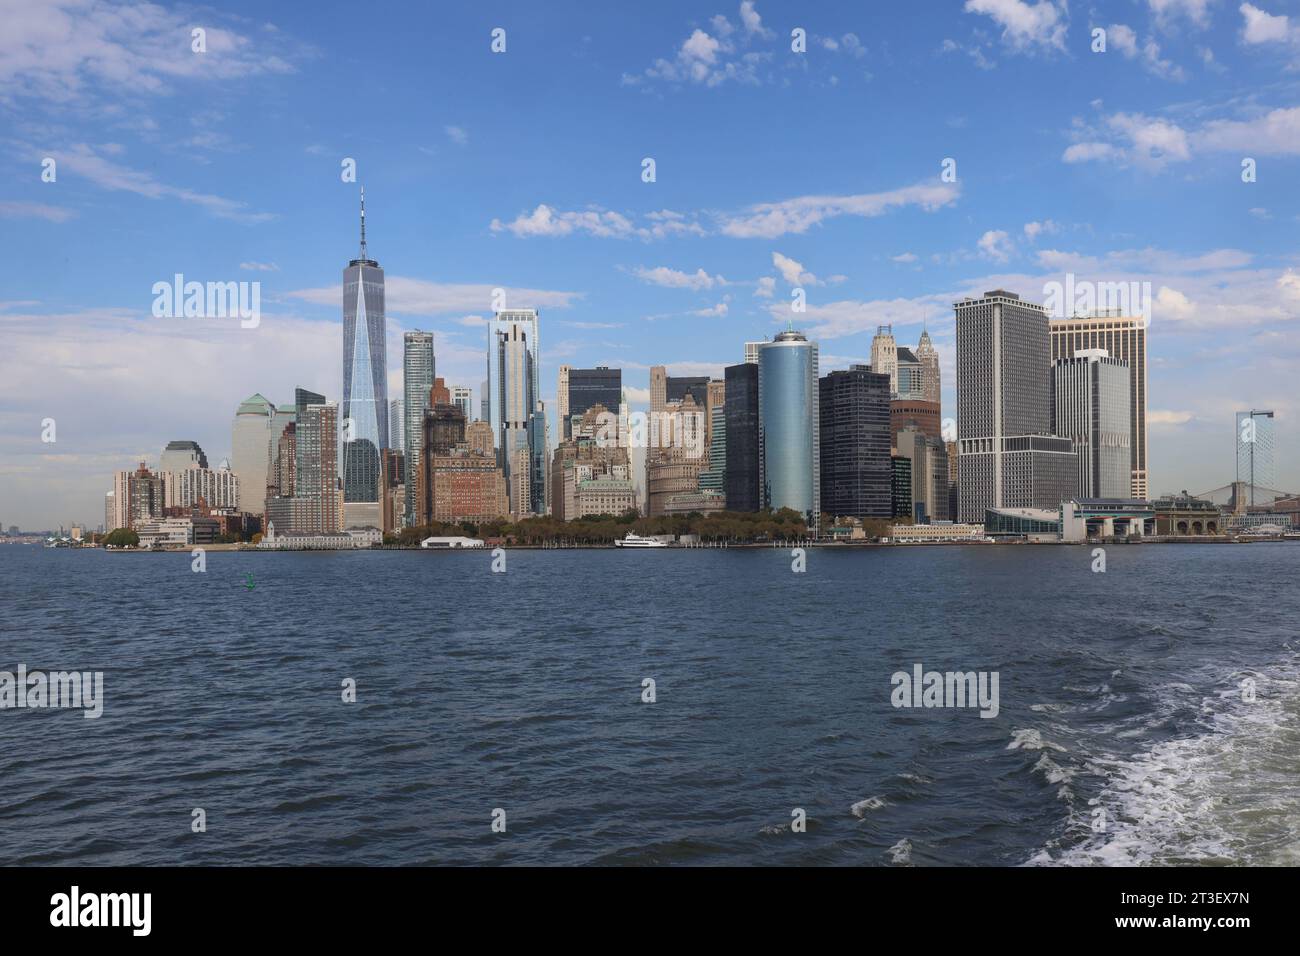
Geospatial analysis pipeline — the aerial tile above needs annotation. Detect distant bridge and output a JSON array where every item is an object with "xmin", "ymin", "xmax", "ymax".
[{"xmin": 1194, "ymin": 483, "xmax": 1297, "ymax": 507}]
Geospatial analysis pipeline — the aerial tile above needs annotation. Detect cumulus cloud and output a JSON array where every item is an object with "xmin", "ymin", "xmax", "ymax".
[
  {"xmin": 772, "ymin": 252, "xmax": 820, "ymax": 286},
  {"xmin": 632, "ymin": 266, "xmax": 726, "ymax": 290},
  {"xmin": 1104, "ymin": 24, "xmax": 1185, "ymax": 80},
  {"xmin": 963, "ymin": 0, "xmax": 1069, "ymax": 53},
  {"xmin": 977, "ymin": 229, "xmax": 1015, "ymax": 262}
]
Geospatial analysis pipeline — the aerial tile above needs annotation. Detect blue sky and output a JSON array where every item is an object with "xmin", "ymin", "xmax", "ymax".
[{"xmin": 2, "ymin": 0, "xmax": 1299, "ymax": 528}]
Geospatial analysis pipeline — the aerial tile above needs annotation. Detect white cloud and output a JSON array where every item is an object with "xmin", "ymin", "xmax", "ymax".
[
  {"xmin": 1148, "ymin": 0, "xmax": 1213, "ymax": 29},
  {"xmin": 1105, "ymin": 24, "xmax": 1186, "ymax": 80},
  {"xmin": 1022, "ymin": 220, "xmax": 1060, "ymax": 241},
  {"xmin": 754, "ymin": 276, "xmax": 776, "ymax": 298},
  {"xmin": 891, "ymin": 252, "xmax": 919, "ymax": 263},
  {"xmin": 1063, "ymin": 141, "xmax": 1122, "ymax": 163},
  {"xmin": 1200, "ymin": 106, "xmax": 1300, "ymax": 156},
  {"xmin": 43, "ymin": 142, "xmax": 275, "ymax": 223},
  {"xmin": 1240, "ymin": 3, "xmax": 1291, "ymax": 43},
  {"xmin": 0, "ymin": 0, "xmax": 297, "ymax": 105},
  {"xmin": 1149, "ymin": 409, "xmax": 1195, "ymax": 426},
  {"xmin": 445, "ymin": 125, "xmax": 468, "ymax": 146},
  {"xmin": 964, "ymin": 0, "xmax": 1069, "ymax": 53},
  {"xmin": 624, "ymin": 3, "xmax": 776, "ymax": 89},
  {"xmin": 977, "ymin": 229, "xmax": 1015, "ymax": 262},
  {"xmin": 632, "ymin": 266, "xmax": 726, "ymax": 290},
  {"xmin": 693, "ymin": 301, "xmax": 729, "ymax": 317},
  {"xmin": 491, "ymin": 205, "xmax": 707, "ymax": 240},
  {"xmin": 1062, "ymin": 112, "xmax": 1191, "ymax": 169},
  {"xmin": 0, "ymin": 200, "xmax": 77, "ymax": 222},
  {"xmin": 718, "ymin": 182, "xmax": 960, "ymax": 238},
  {"xmin": 491, "ymin": 204, "xmax": 638, "ymax": 238},
  {"xmin": 239, "ymin": 261, "xmax": 279, "ymax": 272},
  {"xmin": 739, "ymin": 1, "xmax": 774, "ymax": 38},
  {"xmin": 772, "ymin": 251, "xmax": 820, "ymax": 286},
  {"xmin": 494, "ymin": 185, "xmax": 955, "ymax": 242}
]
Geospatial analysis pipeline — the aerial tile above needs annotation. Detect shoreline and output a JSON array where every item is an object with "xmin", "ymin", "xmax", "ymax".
[{"xmin": 76, "ymin": 536, "xmax": 1299, "ymax": 553}]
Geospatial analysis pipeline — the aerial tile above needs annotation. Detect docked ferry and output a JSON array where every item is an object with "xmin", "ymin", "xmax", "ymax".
[{"xmin": 614, "ymin": 532, "xmax": 668, "ymax": 548}]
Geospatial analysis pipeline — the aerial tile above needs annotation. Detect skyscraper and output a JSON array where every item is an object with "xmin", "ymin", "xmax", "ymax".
[
  {"xmin": 560, "ymin": 366, "xmax": 621, "ymax": 438},
  {"xmin": 819, "ymin": 366, "xmax": 892, "ymax": 519},
  {"xmin": 895, "ymin": 346, "xmax": 924, "ymax": 401},
  {"xmin": 666, "ymin": 375, "xmax": 710, "ymax": 407},
  {"xmin": 529, "ymin": 402, "xmax": 550, "ymax": 514},
  {"xmin": 267, "ymin": 400, "xmax": 341, "ymax": 535},
  {"xmin": 231, "ymin": 393, "xmax": 277, "ymax": 516},
  {"xmin": 955, "ymin": 290, "xmax": 1077, "ymax": 521},
  {"xmin": 450, "ymin": 386, "xmax": 473, "ymax": 422},
  {"xmin": 342, "ymin": 188, "xmax": 388, "ymax": 504},
  {"xmin": 649, "ymin": 365, "xmax": 667, "ymax": 413},
  {"xmin": 1050, "ymin": 315, "xmax": 1148, "ymax": 498},
  {"xmin": 724, "ymin": 363, "xmax": 760, "ymax": 512},
  {"xmin": 757, "ymin": 329, "xmax": 820, "ymax": 524},
  {"xmin": 160, "ymin": 440, "xmax": 208, "ymax": 472},
  {"xmin": 916, "ymin": 327, "xmax": 941, "ymax": 404},
  {"xmin": 389, "ymin": 399, "xmax": 405, "ymax": 454},
  {"xmin": 402, "ymin": 331, "xmax": 435, "ymax": 526},
  {"xmin": 487, "ymin": 309, "xmax": 540, "ymax": 514},
  {"xmin": 1052, "ymin": 349, "xmax": 1132, "ymax": 499},
  {"xmin": 895, "ymin": 425, "xmax": 951, "ymax": 523},
  {"xmin": 1235, "ymin": 410, "xmax": 1276, "ymax": 505},
  {"xmin": 870, "ymin": 325, "xmax": 899, "ymax": 395}
]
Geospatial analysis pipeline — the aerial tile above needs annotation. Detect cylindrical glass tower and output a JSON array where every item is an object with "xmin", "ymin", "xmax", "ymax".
[{"xmin": 758, "ymin": 330, "xmax": 820, "ymax": 522}]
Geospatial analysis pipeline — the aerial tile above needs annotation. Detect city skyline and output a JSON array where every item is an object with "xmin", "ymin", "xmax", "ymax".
[{"xmin": 4, "ymin": 0, "xmax": 1300, "ymax": 528}]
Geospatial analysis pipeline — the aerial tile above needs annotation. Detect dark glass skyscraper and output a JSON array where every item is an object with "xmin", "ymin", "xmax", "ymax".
[
  {"xmin": 342, "ymin": 188, "xmax": 388, "ymax": 502},
  {"xmin": 666, "ymin": 376, "xmax": 710, "ymax": 407},
  {"xmin": 724, "ymin": 363, "xmax": 759, "ymax": 512},
  {"xmin": 819, "ymin": 366, "xmax": 892, "ymax": 519},
  {"xmin": 564, "ymin": 366, "xmax": 621, "ymax": 437}
]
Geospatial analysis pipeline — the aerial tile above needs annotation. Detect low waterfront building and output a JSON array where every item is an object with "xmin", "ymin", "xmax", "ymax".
[
  {"xmin": 890, "ymin": 522, "xmax": 988, "ymax": 543},
  {"xmin": 135, "ymin": 516, "xmax": 219, "ymax": 547},
  {"xmin": 257, "ymin": 523, "xmax": 380, "ymax": 549},
  {"xmin": 1151, "ymin": 493, "xmax": 1223, "ymax": 536},
  {"xmin": 1060, "ymin": 499, "xmax": 1153, "ymax": 541},
  {"xmin": 420, "ymin": 536, "xmax": 485, "ymax": 549},
  {"xmin": 984, "ymin": 507, "xmax": 1062, "ymax": 540}
]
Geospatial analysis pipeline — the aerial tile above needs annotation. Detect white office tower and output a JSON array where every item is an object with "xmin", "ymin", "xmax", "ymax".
[{"xmin": 954, "ymin": 290, "xmax": 1077, "ymax": 522}]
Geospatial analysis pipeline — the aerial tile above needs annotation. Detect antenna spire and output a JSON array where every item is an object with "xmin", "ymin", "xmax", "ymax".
[{"xmin": 359, "ymin": 186, "xmax": 367, "ymax": 260}]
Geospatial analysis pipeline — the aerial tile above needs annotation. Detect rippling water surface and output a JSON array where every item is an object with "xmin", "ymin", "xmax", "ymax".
[{"xmin": 2, "ymin": 543, "xmax": 1298, "ymax": 866}]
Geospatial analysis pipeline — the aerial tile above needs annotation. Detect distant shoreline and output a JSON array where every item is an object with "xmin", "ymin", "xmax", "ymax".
[{"xmin": 75, "ymin": 536, "xmax": 1297, "ymax": 553}]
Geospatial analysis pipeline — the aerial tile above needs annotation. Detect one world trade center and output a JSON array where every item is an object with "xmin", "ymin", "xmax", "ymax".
[{"xmin": 342, "ymin": 187, "xmax": 388, "ymax": 502}]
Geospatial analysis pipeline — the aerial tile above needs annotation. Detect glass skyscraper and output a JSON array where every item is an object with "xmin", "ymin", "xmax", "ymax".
[
  {"xmin": 724, "ymin": 363, "xmax": 760, "ymax": 512},
  {"xmin": 342, "ymin": 188, "xmax": 388, "ymax": 503},
  {"xmin": 819, "ymin": 366, "xmax": 892, "ymax": 519},
  {"xmin": 487, "ymin": 309, "xmax": 540, "ymax": 514},
  {"xmin": 757, "ymin": 329, "xmax": 820, "ymax": 524},
  {"xmin": 1235, "ymin": 409, "xmax": 1276, "ymax": 504},
  {"xmin": 402, "ymin": 331, "xmax": 435, "ymax": 524}
]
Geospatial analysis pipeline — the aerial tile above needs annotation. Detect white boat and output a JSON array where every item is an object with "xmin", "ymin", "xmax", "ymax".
[{"xmin": 614, "ymin": 532, "xmax": 668, "ymax": 549}]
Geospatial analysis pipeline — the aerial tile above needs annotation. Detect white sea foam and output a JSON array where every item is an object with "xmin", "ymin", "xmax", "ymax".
[
  {"xmin": 1008, "ymin": 729, "xmax": 1067, "ymax": 752},
  {"xmin": 850, "ymin": 796, "xmax": 887, "ymax": 818},
  {"xmin": 886, "ymin": 838, "xmax": 912, "ymax": 865},
  {"xmin": 1033, "ymin": 668, "xmax": 1300, "ymax": 866}
]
